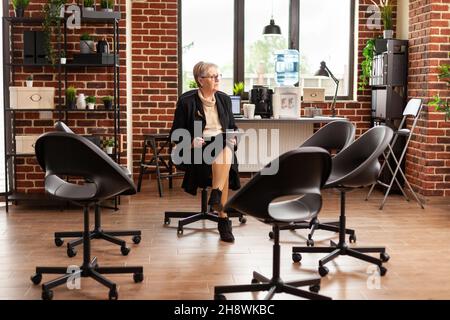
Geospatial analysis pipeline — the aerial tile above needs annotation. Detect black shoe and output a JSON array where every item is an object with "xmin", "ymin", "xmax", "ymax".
[
  {"xmin": 218, "ymin": 217, "xmax": 235, "ymax": 243},
  {"xmin": 208, "ymin": 188, "xmax": 223, "ymax": 212}
]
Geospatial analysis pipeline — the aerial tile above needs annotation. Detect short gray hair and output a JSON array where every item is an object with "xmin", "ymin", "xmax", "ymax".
[{"xmin": 193, "ymin": 61, "xmax": 218, "ymax": 88}]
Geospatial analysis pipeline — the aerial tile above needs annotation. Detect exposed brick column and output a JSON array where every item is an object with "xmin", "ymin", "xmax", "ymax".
[
  {"xmin": 131, "ymin": 0, "xmax": 178, "ymax": 180},
  {"xmin": 407, "ymin": 0, "xmax": 450, "ymax": 197}
]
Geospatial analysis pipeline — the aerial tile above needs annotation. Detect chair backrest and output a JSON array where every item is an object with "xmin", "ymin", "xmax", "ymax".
[
  {"xmin": 326, "ymin": 125, "xmax": 393, "ymax": 188},
  {"xmin": 300, "ymin": 120, "xmax": 355, "ymax": 153},
  {"xmin": 54, "ymin": 121, "xmax": 74, "ymax": 133},
  {"xmin": 403, "ymin": 98, "xmax": 423, "ymax": 117},
  {"xmin": 224, "ymin": 147, "xmax": 331, "ymax": 222},
  {"xmin": 35, "ymin": 132, "xmax": 136, "ymax": 200}
]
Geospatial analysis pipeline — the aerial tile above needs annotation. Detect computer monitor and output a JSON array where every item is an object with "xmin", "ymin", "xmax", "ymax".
[{"xmin": 230, "ymin": 95, "xmax": 241, "ymax": 116}]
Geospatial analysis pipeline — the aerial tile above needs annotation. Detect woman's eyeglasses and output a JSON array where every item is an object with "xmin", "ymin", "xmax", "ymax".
[{"xmin": 201, "ymin": 74, "xmax": 222, "ymax": 81}]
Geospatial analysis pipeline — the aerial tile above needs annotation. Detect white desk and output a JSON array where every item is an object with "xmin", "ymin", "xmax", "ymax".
[{"xmin": 235, "ymin": 117, "xmax": 347, "ymax": 172}]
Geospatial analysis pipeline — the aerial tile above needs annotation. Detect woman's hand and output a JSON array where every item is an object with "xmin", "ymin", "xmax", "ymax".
[{"xmin": 192, "ymin": 137, "xmax": 205, "ymax": 148}]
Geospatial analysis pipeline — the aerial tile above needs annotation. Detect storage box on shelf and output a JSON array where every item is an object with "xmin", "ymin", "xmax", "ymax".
[{"xmin": 9, "ymin": 87, "xmax": 55, "ymax": 109}]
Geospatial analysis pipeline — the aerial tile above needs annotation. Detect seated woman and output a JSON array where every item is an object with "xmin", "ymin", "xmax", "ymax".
[{"xmin": 169, "ymin": 61, "xmax": 241, "ymax": 243}]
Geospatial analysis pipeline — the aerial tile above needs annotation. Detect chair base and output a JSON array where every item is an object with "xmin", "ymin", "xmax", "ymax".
[
  {"xmin": 164, "ymin": 189, "xmax": 246, "ymax": 235},
  {"xmin": 274, "ymin": 219, "xmax": 356, "ymax": 246},
  {"xmin": 33, "ymin": 204, "xmax": 143, "ymax": 300},
  {"xmin": 214, "ymin": 271, "xmax": 329, "ymax": 300},
  {"xmin": 54, "ymin": 205, "xmax": 141, "ymax": 257},
  {"xmin": 214, "ymin": 225, "xmax": 330, "ymax": 300},
  {"xmin": 292, "ymin": 190, "xmax": 389, "ymax": 277},
  {"xmin": 292, "ymin": 240, "xmax": 389, "ymax": 277},
  {"xmin": 31, "ymin": 256, "xmax": 144, "ymax": 300}
]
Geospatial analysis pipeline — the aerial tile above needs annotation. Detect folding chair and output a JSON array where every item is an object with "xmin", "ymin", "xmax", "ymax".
[{"xmin": 366, "ymin": 98, "xmax": 425, "ymax": 210}]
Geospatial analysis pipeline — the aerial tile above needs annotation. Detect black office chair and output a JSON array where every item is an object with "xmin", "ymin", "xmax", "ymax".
[
  {"xmin": 214, "ymin": 147, "xmax": 332, "ymax": 300},
  {"xmin": 268, "ymin": 120, "xmax": 356, "ymax": 246},
  {"xmin": 52, "ymin": 121, "xmax": 141, "ymax": 257},
  {"xmin": 30, "ymin": 132, "xmax": 143, "ymax": 300},
  {"xmin": 292, "ymin": 126, "xmax": 393, "ymax": 277}
]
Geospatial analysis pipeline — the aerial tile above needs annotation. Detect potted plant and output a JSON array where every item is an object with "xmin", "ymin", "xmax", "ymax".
[
  {"xmin": 188, "ymin": 80, "xmax": 198, "ymax": 89},
  {"xmin": 66, "ymin": 86, "xmax": 76, "ymax": 109},
  {"xmin": 84, "ymin": 0, "xmax": 95, "ymax": 11},
  {"xmin": 358, "ymin": 38, "xmax": 376, "ymax": 91},
  {"xmin": 429, "ymin": 61, "xmax": 450, "ymax": 121},
  {"xmin": 60, "ymin": 51, "xmax": 66, "ymax": 64},
  {"xmin": 25, "ymin": 75, "xmax": 33, "ymax": 88},
  {"xmin": 42, "ymin": 0, "xmax": 66, "ymax": 65},
  {"xmin": 104, "ymin": 138, "xmax": 115, "ymax": 154},
  {"xmin": 372, "ymin": 0, "xmax": 393, "ymax": 39},
  {"xmin": 102, "ymin": 95, "xmax": 113, "ymax": 109},
  {"xmin": 85, "ymin": 96, "xmax": 96, "ymax": 110},
  {"xmin": 12, "ymin": 0, "xmax": 30, "ymax": 17},
  {"xmin": 100, "ymin": 0, "xmax": 114, "ymax": 12},
  {"xmin": 80, "ymin": 33, "xmax": 95, "ymax": 54}
]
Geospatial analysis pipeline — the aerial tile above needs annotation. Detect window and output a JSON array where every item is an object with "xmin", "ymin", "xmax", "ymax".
[
  {"xmin": 244, "ymin": 0, "xmax": 289, "ymax": 89},
  {"xmin": 180, "ymin": 0, "xmax": 355, "ymax": 99},
  {"xmin": 181, "ymin": 0, "xmax": 234, "ymax": 94},
  {"xmin": 299, "ymin": 0, "xmax": 352, "ymax": 97}
]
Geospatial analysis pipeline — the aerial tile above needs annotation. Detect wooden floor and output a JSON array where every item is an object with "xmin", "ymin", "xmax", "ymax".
[{"xmin": 0, "ymin": 178, "xmax": 449, "ymax": 300}]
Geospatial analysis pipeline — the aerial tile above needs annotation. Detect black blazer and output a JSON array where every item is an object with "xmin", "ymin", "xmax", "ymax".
[{"xmin": 169, "ymin": 89, "xmax": 241, "ymax": 195}]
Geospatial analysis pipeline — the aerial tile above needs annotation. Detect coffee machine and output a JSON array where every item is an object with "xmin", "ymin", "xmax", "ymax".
[{"xmin": 249, "ymin": 85, "xmax": 273, "ymax": 118}]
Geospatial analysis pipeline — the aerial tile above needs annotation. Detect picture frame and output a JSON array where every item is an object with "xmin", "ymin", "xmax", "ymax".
[{"xmin": 273, "ymin": 87, "xmax": 301, "ymax": 119}]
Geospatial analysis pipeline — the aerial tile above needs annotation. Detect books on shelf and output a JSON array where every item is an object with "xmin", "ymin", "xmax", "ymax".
[{"xmin": 370, "ymin": 53, "xmax": 387, "ymax": 86}]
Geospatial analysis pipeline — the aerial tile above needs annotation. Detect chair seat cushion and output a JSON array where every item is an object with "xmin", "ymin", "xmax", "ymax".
[
  {"xmin": 45, "ymin": 175, "xmax": 97, "ymax": 200},
  {"xmin": 268, "ymin": 194, "xmax": 321, "ymax": 223}
]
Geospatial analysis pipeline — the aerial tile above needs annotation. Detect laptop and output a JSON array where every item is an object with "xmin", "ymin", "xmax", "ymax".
[{"xmin": 230, "ymin": 95, "xmax": 243, "ymax": 118}]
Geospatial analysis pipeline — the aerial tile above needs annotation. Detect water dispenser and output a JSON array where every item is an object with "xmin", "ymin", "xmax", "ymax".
[{"xmin": 274, "ymin": 49, "xmax": 299, "ymax": 86}]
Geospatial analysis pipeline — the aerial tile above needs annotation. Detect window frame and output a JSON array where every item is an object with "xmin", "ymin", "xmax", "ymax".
[{"xmin": 178, "ymin": 0, "xmax": 356, "ymax": 101}]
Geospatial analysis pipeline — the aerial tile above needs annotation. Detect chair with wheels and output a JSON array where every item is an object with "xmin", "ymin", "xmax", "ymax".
[
  {"xmin": 214, "ymin": 147, "xmax": 332, "ymax": 300},
  {"xmin": 52, "ymin": 121, "xmax": 142, "ymax": 257},
  {"xmin": 268, "ymin": 120, "xmax": 357, "ymax": 246},
  {"xmin": 30, "ymin": 131, "xmax": 143, "ymax": 300},
  {"xmin": 164, "ymin": 185, "xmax": 246, "ymax": 235},
  {"xmin": 292, "ymin": 126, "xmax": 393, "ymax": 277},
  {"xmin": 366, "ymin": 98, "xmax": 425, "ymax": 210}
]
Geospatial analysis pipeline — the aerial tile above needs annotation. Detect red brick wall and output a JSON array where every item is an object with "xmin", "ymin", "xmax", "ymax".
[
  {"xmin": 130, "ymin": 0, "xmax": 178, "ymax": 179},
  {"xmin": 406, "ymin": 0, "xmax": 450, "ymax": 197},
  {"xmin": 9, "ymin": 0, "xmax": 127, "ymax": 193}
]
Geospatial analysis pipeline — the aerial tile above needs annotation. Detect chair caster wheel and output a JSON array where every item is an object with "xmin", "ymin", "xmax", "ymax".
[
  {"xmin": 319, "ymin": 266, "xmax": 329, "ymax": 277},
  {"xmin": 239, "ymin": 216, "xmax": 247, "ymax": 224},
  {"xmin": 379, "ymin": 266, "xmax": 387, "ymax": 276},
  {"xmin": 31, "ymin": 273, "xmax": 42, "ymax": 285},
  {"xmin": 251, "ymin": 278, "xmax": 259, "ymax": 284},
  {"xmin": 306, "ymin": 239, "xmax": 314, "ymax": 247},
  {"xmin": 132, "ymin": 235, "xmax": 141, "ymax": 244},
  {"xmin": 214, "ymin": 294, "xmax": 226, "ymax": 300},
  {"xmin": 109, "ymin": 288, "xmax": 118, "ymax": 300},
  {"xmin": 268, "ymin": 231, "xmax": 274, "ymax": 239},
  {"xmin": 349, "ymin": 234, "xmax": 357, "ymax": 243},
  {"xmin": 309, "ymin": 284, "xmax": 320, "ymax": 293},
  {"xmin": 67, "ymin": 247, "xmax": 77, "ymax": 258},
  {"xmin": 380, "ymin": 252, "xmax": 390, "ymax": 262},
  {"xmin": 177, "ymin": 228, "xmax": 183, "ymax": 235},
  {"xmin": 292, "ymin": 253, "xmax": 302, "ymax": 263},
  {"xmin": 121, "ymin": 246, "xmax": 130, "ymax": 256},
  {"xmin": 164, "ymin": 218, "xmax": 171, "ymax": 225},
  {"xmin": 42, "ymin": 289, "xmax": 53, "ymax": 300},
  {"xmin": 54, "ymin": 238, "xmax": 64, "ymax": 247},
  {"xmin": 133, "ymin": 272, "xmax": 144, "ymax": 283}
]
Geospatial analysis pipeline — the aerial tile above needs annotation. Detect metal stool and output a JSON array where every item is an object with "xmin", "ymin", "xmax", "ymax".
[{"xmin": 137, "ymin": 133, "xmax": 183, "ymax": 196}]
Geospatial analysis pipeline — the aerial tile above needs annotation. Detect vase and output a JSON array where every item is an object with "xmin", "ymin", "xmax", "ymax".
[
  {"xmin": 106, "ymin": 146, "xmax": 113, "ymax": 154},
  {"xmin": 15, "ymin": 8, "xmax": 24, "ymax": 17},
  {"xmin": 87, "ymin": 103, "xmax": 95, "ymax": 110},
  {"xmin": 26, "ymin": 80, "xmax": 33, "ymax": 88},
  {"xmin": 60, "ymin": 57, "xmax": 66, "ymax": 64},
  {"xmin": 80, "ymin": 40, "xmax": 95, "ymax": 54},
  {"xmin": 383, "ymin": 30, "xmax": 394, "ymax": 39},
  {"xmin": 77, "ymin": 93, "xmax": 86, "ymax": 109}
]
